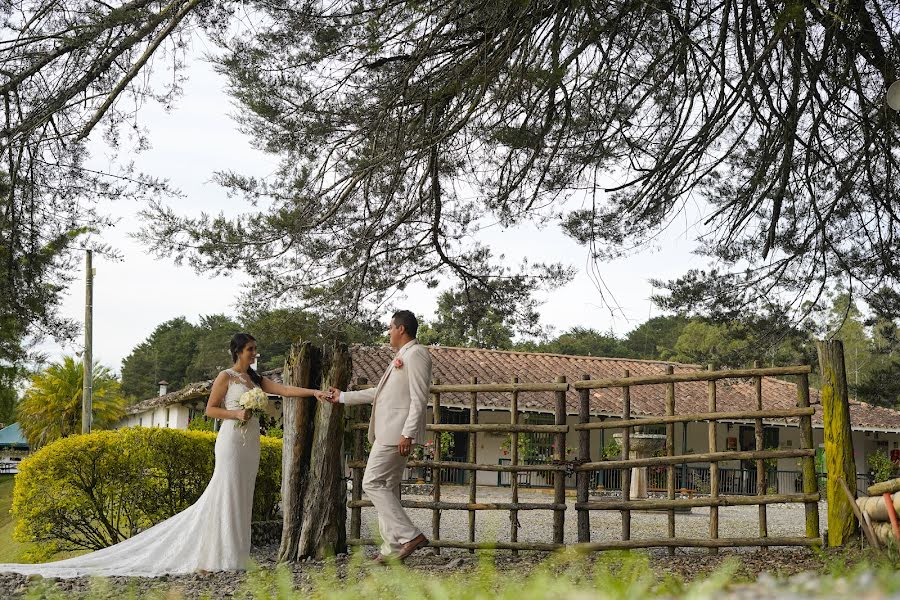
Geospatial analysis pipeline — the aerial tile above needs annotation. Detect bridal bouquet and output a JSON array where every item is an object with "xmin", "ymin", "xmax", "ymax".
[{"xmin": 237, "ymin": 387, "xmax": 268, "ymax": 427}]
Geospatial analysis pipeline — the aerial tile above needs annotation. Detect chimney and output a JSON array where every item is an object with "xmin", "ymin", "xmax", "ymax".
[{"xmin": 158, "ymin": 381, "xmax": 169, "ymax": 397}]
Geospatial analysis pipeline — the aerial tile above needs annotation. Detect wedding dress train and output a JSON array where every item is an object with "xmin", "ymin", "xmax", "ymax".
[{"xmin": 0, "ymin": 370, "xmax": 261, "ymax": 578}]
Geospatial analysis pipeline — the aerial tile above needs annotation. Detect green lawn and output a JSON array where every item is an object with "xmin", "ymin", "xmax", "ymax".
[
  {"xmin": 0, "ymin": 474, "xmax": 84, "ymax": 563},
  {"xmin": 0, "ymin": 473, "xmax": 31, "ymax": 562}
]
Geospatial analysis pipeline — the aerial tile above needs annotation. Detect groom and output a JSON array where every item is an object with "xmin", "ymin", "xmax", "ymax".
[{"xmin": 327, "ymin": 309, "xmax": 432, "ymax": 562}]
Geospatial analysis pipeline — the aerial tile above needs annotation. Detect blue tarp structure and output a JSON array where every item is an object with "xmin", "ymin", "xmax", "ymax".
[{"xmin": 0, "ymin": 423, "xmax": 28, "ymax": 449}]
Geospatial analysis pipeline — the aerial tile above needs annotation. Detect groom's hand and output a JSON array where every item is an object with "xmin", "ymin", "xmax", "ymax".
[
  {"xmin": 325, "ymin": 387, "xmax": 342, "ymax": 404},
  {"xmin": 398, "ymin": 435, "xmax": 413, "ymax": 457}
]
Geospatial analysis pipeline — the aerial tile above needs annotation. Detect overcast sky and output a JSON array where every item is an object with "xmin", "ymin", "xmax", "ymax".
[{"xmin": 41, "ymin": 41, "xmax": 705, "ymax": 374}]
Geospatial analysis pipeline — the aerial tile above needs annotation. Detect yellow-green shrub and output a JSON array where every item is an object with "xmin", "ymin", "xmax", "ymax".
[{"xmin": 12, "ymin": 427, "xmax": 282, "ymax": 554}]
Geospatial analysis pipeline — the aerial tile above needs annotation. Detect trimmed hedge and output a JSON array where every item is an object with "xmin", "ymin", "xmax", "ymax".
[{"xmin": 12, "ymin": 427, "xmax": 282, "ymax": 554}]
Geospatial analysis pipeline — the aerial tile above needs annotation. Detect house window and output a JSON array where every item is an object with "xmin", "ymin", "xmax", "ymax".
[
  {"xmin": 165, "ymin": 408, "xmax": 171, "ymax": 427},
  {"xmin": 439, "ymin": 407, "xmax": 470, "ymax": 460},
  {"xmin": 763, "ymin": 427, "xmax": 779, "ymax": 449},
  {"xmin": 525, "ymin": 413, "xmax": 555, "ymax": 459},
  {"xmin": 739, "ymin": 426, "xmax": 780, "ymax": 450}
]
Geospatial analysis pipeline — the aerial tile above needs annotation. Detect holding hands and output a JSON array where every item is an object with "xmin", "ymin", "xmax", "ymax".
[{"xmin": 322, "ymin": 387, "xmax": 342, "ymax": 404}]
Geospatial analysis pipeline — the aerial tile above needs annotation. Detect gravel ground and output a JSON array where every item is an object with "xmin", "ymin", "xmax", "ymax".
[
  {"xmin": 357, "ymin": 485, "xmax": 829, "ymax": 546},
  {"xmin": 0, "ymin": 486, "xmax": 863, "ymax": 599}
]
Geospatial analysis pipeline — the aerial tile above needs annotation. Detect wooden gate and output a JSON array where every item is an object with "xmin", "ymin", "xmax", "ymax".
[{"xmin": 346, "ymin": 365, "xmax": 821, "ymax": 553}]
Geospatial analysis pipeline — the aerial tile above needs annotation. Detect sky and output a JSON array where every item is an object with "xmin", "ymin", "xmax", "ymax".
[{"xmin": 41, "ymin": 40, "xmax": 706, "ymax": 374}]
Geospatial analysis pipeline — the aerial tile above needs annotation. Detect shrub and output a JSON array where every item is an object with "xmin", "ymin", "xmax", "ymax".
[
  {"xmin": 869, "ymin": 449, "xmax": 896, "ymax": 484},
  {"xmin": 12, "ymin": 427, "xmax": 282, "ymax": 555},
  {"xmin": 187, "ymin": 416, "xmax": 215, "ymax": 431},
  {"xmin": 601, "ymin": 439, "xmax": 622, "ymax": 460}
]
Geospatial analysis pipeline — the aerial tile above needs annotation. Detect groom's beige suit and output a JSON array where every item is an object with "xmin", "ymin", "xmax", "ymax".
[{"xmin": 341, "ymin": 339, "xmax": 432, "ymax": 555}]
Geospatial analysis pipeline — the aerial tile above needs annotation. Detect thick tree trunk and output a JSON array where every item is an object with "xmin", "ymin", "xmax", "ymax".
[
  {"xmin": 297, "ymin": 343, "xmax": 351, "ymax": 558},
  {"xmin": 277, "ymin": 342, "xmax": 322, "ymax": 562},
  {"xmin": 817, "ymin": 339, "xmax": 858, "ymax": 546}
]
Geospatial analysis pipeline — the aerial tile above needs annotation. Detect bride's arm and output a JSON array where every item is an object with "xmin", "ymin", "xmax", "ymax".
[
  {"xmin": 261, "ymin": 377, "xmax": 326, "ymax": 401},
  {"xmin": 206, "ymin": 372, "xmax": 249, "ymax": 421}
]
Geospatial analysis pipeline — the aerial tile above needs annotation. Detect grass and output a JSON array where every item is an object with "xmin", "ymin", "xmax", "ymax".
[
  {"xmin": 27, "ymin": 550, "xmax": 900, "ymax": 600},
  {"xmin": 16, "ymin": 550, "xmax": 738, "ymax": 599},
  {"xmin": 0, "ymin": 474, "xmax": 32, "ymax": 563},
  {"xmin": 12, "ymin": 543, "xmax": 900, "ymax": 599},
  {"xmin": 0, "ymin": 474, "xmax": 86, "ymax": 564}
]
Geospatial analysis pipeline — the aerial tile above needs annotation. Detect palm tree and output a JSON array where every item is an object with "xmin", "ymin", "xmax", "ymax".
[{"xmin": 16, "ymin": 356, "xmax": 125, "ymax": 448}]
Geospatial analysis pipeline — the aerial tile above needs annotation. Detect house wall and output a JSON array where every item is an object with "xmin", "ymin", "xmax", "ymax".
[{"xmin": 117, "ymin": 405, "xmax": 191, "ymax": 430}]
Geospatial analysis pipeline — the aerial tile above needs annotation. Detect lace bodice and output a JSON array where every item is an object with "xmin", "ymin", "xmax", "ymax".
[{"xmin": 223, "ymin": 369, "xmax": 256, "ymax": 410}]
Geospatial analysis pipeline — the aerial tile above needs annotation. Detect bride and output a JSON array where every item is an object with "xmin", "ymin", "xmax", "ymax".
[{"xmin": 0, "ymin": 333, "xmax": 326, "ymax": 578}]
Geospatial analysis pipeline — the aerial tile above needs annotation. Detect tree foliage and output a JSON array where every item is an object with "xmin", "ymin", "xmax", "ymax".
[
  {"xmin": 120, "ymin": 308, "xmax": 383, "ymax": 400},
  {"xmin": 0, "ymin": 0, "xmax": 197, "ymax": 350},
  {"xmin": 418, "ymin": 276, "xmax": 554, "ymax": 349},
  {"xmin": 184, "ymin": 314, "xmax": 243, "ymax": 382},
  {"xmin": 519, "ymin": 326, "xmax": 630, "ymax": 358},
  {"xmin": 3, "ymin": 0, "xmax": 899, "ymax": 360},
  {"xmin": 15, "ymin": 356, "xmax": 124, "ymax": 449},
  {"xmin": 240, "ymin": 307, "xmax": 383, "ymax": 371},
  {"xmin": 135, "ymin": 0, "xmax": 900, "ymax": 323},
  {"xmin": 120, "ymin": 317, "xmax": 199, "ymax": 400}
]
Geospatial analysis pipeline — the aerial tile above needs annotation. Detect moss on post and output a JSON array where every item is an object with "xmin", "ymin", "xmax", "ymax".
[{"xmin": 816, "ymin": 340, "xmax": 858, "ymax": 546}]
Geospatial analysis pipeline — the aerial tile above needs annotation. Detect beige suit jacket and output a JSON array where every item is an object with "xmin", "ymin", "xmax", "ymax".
[{"xmin": 342, "ymin": 339, "xmax": 432, "ymax": 445}]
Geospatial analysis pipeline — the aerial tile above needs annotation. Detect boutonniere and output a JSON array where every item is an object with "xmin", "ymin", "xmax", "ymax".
[{"xmin": 393, "ymin": 357, "xmax": 404, "ymax": 369}]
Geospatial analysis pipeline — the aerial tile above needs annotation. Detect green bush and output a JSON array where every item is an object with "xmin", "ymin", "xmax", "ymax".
[
  {"xmin": 12, "ymin": 427, "xmax": 282, "ymax": 555},
  {"xmin": 187, "ymin": 415, "xmax": 215, "ymax": 431},
  {"xmin": 869, "ymin": 449, "xmax": 896, "ymax": 483}
]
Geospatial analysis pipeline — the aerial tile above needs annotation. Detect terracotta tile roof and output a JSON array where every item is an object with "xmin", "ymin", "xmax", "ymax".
[
  {"xmin": 127, "ymin": 345, "xmax": 900, "ymax": 432},
  {"xmin": 349, "ymin": 345, "xmax": 900, "ymax": 432}
]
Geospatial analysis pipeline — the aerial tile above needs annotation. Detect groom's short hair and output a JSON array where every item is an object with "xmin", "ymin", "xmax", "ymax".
[{"xmin": 392, "ymin": 310, "xmax": 419, "ymax": 338}]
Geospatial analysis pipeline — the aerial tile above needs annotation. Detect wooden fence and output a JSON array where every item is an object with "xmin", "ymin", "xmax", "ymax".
[{"xmin": 346, "ymin": 365, "xmax": 821, "ymax": 553}]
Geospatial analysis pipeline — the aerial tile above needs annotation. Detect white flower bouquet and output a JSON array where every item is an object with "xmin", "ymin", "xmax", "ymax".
[{"xmin": 237, "ymin": 387, "xmax": 268, "ymax": 427}]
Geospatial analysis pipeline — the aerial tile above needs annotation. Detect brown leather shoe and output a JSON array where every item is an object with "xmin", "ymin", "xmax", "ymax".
[{"xmin": 395, "ymin": 534, "xmax": 428, "ymax": 562}]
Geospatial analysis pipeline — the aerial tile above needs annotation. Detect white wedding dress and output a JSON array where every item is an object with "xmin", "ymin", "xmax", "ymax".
[{"xmin": 0, "ymin": 370, "xmax": 261, "ymax": 578}]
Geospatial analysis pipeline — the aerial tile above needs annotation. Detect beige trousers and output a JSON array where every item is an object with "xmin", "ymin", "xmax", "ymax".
[{"xmin": 363, "ymin": 442, "xmax": 422, "ymax": 555}]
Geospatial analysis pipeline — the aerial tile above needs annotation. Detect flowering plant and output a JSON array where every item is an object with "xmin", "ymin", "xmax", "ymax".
[
  {"xmin": 237, "ymin": 387, "xmax": 268, "ymax": 427},
  {"xmin": 393, "ymin": 357, "xmax": 404, "ymax": 369}
]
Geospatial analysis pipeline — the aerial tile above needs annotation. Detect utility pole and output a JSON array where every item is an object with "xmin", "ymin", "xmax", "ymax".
[{"xmin": 81, "ymin": 250, "xmax": 93, "ymax": 434}]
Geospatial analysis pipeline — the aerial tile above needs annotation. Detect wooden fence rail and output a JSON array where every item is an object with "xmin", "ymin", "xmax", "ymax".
[{"xmin": 346, "ymin": 365, "xmax": 822, "ymax": 553}]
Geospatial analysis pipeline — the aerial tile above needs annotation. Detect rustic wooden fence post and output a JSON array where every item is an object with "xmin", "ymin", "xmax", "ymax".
[
  {"xmin": 577, "ymin": 374, "xmax": 591, "ymax": 544},
  {"xmin": 621, "ymin": 370, "xmax": 631, "ymax": 542},
  {"xmin": 431, "ymin": 378, "xmax": 442, "ymax": 555},
  {"xmin": 796, "ymin": 368, "xmax": 821, "ymax": 541},
  {"xmin": 468, "ymin": 376, "xmax": 478, "ymax": 553},
  {"xmin": 348, "ymin": 377, "xmax": 368, "ymax": 546},
  {"xmin": 753, "ymin": 360, "xmax": 768, "ymax": 551},
  {"xmin": 510, "ymin": 376, "xmax": 520, "ymax": 555},
  {"xmin": 707, "ymin": 364, "xmax": 719, "ymax": 554},
  {"xmin": 553, "ymin": 375, "xmax": 567, "ymax": 545},
  {"xmin": 665, "ymin": 365, "xmax": 675, "ymax": 555},
  {"xmin": 278, "ymin": 342, "xmax": 322, "ymax": 562},
  {"xmin": 817, "ymin": 339, "xmax": 858, "ymax": 546}
]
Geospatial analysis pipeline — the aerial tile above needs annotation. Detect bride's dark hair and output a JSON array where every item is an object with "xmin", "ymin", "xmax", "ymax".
[{"xmin": 230, "ymin": 333, "xmax": 263, "ymax": 387}]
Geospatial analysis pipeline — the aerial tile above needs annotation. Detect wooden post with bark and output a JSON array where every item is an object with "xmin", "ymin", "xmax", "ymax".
[
  {"xmin": 297, "ymin": 343, "xmax": 352, "ymax": 558},
  {"xmin": 348, "ymin": 378, "xmax": 368, "ymax": 544},
  {"xmin": 278, "ymin": 342, "xmax": 322, "ymax": 562},
  {"xmin": 817, "ymin": 339, "xmax": 858, "ymax": 546}
]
